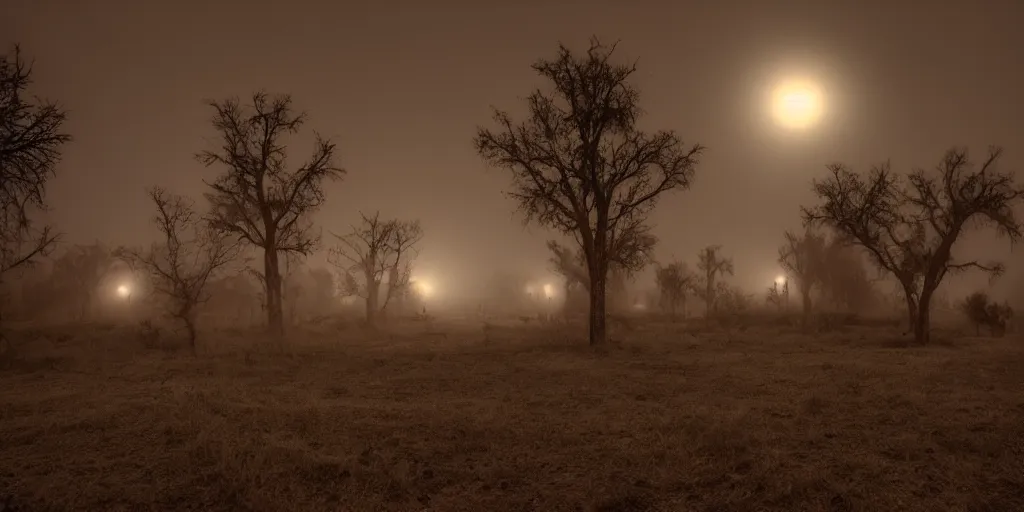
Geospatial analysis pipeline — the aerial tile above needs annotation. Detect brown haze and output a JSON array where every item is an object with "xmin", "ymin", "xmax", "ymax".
[
  {"xmin": 4, "ymin": 0, "xmax": 1021, "ymax": 297},
  {"xmin": 3, "ymin": 1, "xmax": 1024, "ymax": 511}
]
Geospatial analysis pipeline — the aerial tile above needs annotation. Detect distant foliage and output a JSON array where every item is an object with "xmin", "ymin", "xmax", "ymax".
[
  {"xmin": 50, "ymin": 244, "xmax": 115, "ymax": 320},
  {"xmin": 778, "ymin": 230, "xmax": 825, "ymax": 320},
  {"xmin": 715, "ymin": 283, "xmax": 752, "ymax": 315},
  {"xmin": 959, "ymin": 291, "xmax": 1013, "ymax": 337},
  {"xmin": 818, "ymin": 240, "xmax": 877, "ymax": 314},
  {"xmin": 205, "ymin": 272, "xmax": 262, "ymax": 326},
  {"xmin": 654, "ymin": 260, "xmax": 693, "ymax": 320},
  {"xmin": 695, "ymin": 245, "xmax": 734, "ymax": 316}
]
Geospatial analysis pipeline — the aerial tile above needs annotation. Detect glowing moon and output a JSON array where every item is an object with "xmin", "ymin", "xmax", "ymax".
[{"xmin": 770, "ymin": 79, "xmax": 824, "ymax": 130}]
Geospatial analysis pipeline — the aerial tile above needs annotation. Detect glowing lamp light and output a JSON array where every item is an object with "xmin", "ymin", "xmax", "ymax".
[
  {"xmin": 414, "ymin": 279, "xmax": 434, "ymax": 298},
  {"xmin": 116, "ymin": 284, "xmax": 131, "ymax": 298},
  {"xmin": 775, "ymin": 275, "xmax": 787, "ymax": 286},
  {"xmin": 542, "ymin": 283, "xmax": 554, "ymax": 299}
]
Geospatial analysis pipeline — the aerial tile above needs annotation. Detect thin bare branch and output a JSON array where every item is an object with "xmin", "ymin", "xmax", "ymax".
[{"xmin": 474, "ymin": 37, "xmax": 704, "ymax": 345}]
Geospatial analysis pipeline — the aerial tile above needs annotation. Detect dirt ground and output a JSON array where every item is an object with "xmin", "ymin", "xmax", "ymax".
[{"xmin": 1, "ymin": 319, "xmax": 1023, "ymax": 511}]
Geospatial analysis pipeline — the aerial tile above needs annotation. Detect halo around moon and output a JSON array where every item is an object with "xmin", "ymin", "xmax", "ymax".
[{"xmin": 770, "ymin": 78, "xmax": 825, "ymax": 130}]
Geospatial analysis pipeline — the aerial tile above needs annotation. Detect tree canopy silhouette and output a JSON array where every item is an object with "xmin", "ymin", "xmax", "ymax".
[
  {"xmin": 118, "ymin": 187, "xmax": 242, "ymax": 354},
  {"xmin": 655, "ymin": 260, "xmax": 694, "ymax": 320},
  {"xmin": 198, "ymin": 92, "xmax": 344, "ymax": 337},
  {"xmin": 0, "ymin": 45, "xmax": 70, "ymax": 280},
  {"xmin": 803, "ymin": 146, "xmax": 1024, "ymax": 344},
  {"xmin": 696, "ymin": 245, "xmax": 734, "ymax": 316},
  {"xmin": 778, "ymin": 230, "xmax": 826, "ymax": 323},
  {"xmin": 328, "ymin": 212, "xmax": 423, "ymax": 327},
  {"xmin": 475, "ymin": 38, "xmax": 703, "ymax": 345}
]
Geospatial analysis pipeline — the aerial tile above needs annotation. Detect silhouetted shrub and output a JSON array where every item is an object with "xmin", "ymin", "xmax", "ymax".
[{"xmin": 959, "ymin": 291, "xmax": 1013, "ymax": 337}]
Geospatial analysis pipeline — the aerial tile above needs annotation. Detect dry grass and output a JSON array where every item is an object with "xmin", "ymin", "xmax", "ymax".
[{"xmin": 1, "ymin": 318, "xmax": 1023, "ymax": 511}]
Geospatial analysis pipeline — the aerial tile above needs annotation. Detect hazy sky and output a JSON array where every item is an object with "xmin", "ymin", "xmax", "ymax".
[{"xmin": 3, "ymin": 0, "xmax": 1022, "ymax": 298}]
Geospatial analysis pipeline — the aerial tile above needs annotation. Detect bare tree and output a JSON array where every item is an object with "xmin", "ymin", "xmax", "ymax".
[
  {"xmin": 118, "ymin": 188, "xmax": 241, "ymax": 354},
  {"xmin": 0, "ymin": 45, "xmax": 70, "ymax": 286},
  {"xmin": 778, "ymin": 230, "xmax": 826, "ymax": 323},
  {"xmin": 198, "ymin": 92, "xmax": 344, "ymax": 337},
  {"xmin": 328, "ymin": 212, "xmax": 423, "ymax": 327},
  {"xmin": 765, "ymin": 281, "xmax": 786, "ymax": 310},
  {"xmin": 803, "ymin": 146, "xmax": 1024, "ymax": 344},
  {"xmin": 695, "ymin": 245, "xmax": 734, "ymax": 316},
  {"xmin": 475, "ymin": 38, "xmax": 703, "ymax": 345},
  {"xmin": 655, "ymin": 260, "xmax": 693, "ymax": 320}
]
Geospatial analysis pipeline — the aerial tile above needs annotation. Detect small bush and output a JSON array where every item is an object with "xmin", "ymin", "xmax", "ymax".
[{"xmin": 959, "ymin": 291, "xmax": 1013, "ymax": 337}]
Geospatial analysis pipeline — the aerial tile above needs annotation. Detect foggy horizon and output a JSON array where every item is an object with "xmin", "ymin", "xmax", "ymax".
[
  {"xmin": 4, "ymin": 0, "xmax": 1022, "ymax": 299},
  {"xmin": 7, "ymin": 2, "xmax": 1024, "ymax": 510}
]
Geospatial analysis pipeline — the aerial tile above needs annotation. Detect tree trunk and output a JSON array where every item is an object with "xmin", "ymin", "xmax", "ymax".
[
  {"xmin": 914, "ymin": 302, "xmax": 930, "ymax": 344},
  {"xmin": 800, "ymin": 284, "xmax": 812, "ymax": 327},
  {"xmin": 705, "ymin": 279, "xmax": 714, "ymax": 317},
  {"xmin": 914, "ymin": 285, "xmax": 935, "ymax": 345},
  {"xmin": 588, "ymin": 271, "xmax": 607, "ymax": 346},
  {"xmin": 900, "ymin": 281, "xmax": 918, "ymax": 338},
  {"xmin": 264, "ymin": 247, "xmax": 284, "ymax": 338},
  {"xmin": 365, "ymin": 279, "xmax": 379, "ymax": 328},
  {"xmin": 185, "ymin": 319, "xmax": 197, "ymax": 356}
]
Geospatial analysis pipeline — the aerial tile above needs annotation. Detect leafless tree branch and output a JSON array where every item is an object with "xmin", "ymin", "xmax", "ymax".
[
  {"xmin": 117, "ymin": 187, "xmax": 242, "ymax": 354},
  {"xmin": 197, "ymin": 92, "xmax": 344, "ymax": 336},
  {"xmin": 474, "ymin": 37, "xmax": 703, "ymax": 345}
]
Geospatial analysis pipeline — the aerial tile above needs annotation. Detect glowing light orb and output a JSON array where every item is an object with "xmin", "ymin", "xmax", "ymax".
[
  {"xmin": 414, "ymin": 280, "xmax": 434, "ymax": 298},
  {"xmin": 542, "ymin": 283, "xmax": 554, "ymax": 298},
  {"xmin": 771, "ymin": 79, "xmax": 824, "ymax": 130},
  {"xmin": 116, "ymin": 284, "xmax": 131, "ymax": 298},
  {"xmin": 775, "ymin": 275, "xmax": 787, "ymax": 286}
]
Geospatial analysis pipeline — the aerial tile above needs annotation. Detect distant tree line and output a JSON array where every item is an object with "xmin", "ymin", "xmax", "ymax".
[{"xmin": 3, "ymin": 37, "xmax": 1022, "ymax": 351}]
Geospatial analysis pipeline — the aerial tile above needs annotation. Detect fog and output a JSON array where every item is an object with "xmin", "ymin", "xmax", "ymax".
[
  {"xmin": 3, "ymin": 0, "xmax": 1021, "ymax": 306},
  {"xmin": 7, "ymin": 2, "xmax": 1024, "ymax": 510}
]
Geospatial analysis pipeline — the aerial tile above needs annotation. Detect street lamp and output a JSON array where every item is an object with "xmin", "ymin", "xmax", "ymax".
[
  {"xmin": 415, "ymin": 280, "xmax": 434, "ymax": 299},
  {"xmin": 116, "ymin": 284, "xmax": 132, "ymax": 302},
  {"xmin": 774, "ymin": 275, "xmax": 789, "ymax": 309}
]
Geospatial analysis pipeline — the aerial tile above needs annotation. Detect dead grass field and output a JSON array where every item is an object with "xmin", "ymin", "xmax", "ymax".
[{"xmin": 2, "ymin": 319, "xmax": 1023, "ymax": 511}]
